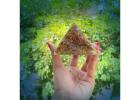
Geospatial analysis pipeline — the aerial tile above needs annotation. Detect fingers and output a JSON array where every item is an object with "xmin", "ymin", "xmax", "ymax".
[
  {"xmin": 86, "ymin": 42, "xmax": 102, "ymax": 78},
  {"xmin": 86, "ymin": 55, "xmax": 99, "ymax": 79},
  {"xmin": 81, "ymin": 55, "xmax": 91, "ymax": 72},
  {"xmin": 47, "ymin": 42, "xmax": 64, "ymax": 69},
  {"xmin": 70, "ymin": 54, "xmax": 79, "ymax": 67},
  {"xmin": 92, "ymin": 42, "xmax": 102, "ymax": 54}
]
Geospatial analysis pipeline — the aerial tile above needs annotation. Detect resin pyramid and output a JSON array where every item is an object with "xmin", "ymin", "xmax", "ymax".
[{"xmin": 56, "ymin": 24, "xmax": 97, "ymax": 55}]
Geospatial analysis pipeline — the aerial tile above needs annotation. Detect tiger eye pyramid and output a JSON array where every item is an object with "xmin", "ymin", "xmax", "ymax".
[{"xmin": 56, "ymin": 24, "xmax": 97, "ymax": 55}]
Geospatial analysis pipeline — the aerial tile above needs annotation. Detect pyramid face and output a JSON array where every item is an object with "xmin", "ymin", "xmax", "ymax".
[{"xmin": 56, "ymin": 24, "xmax": 97, "ymax": 55}]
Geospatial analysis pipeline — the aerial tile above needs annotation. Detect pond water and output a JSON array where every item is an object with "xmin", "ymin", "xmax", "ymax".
[{"xmin": 94, "ymin": 87, "xmax": 120, "ymax": 100}]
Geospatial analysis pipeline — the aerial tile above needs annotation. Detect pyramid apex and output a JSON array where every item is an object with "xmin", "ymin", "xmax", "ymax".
[
  {"xmin": 68, "ymin": 23, "xmax": 81, "ymax": 34},
  {"xmin": 70, "ymin": 23, "xmax": 78, "ymax": 29}
]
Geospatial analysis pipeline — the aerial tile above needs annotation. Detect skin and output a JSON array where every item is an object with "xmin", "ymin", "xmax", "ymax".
[{"xmin": 47, "ymin": 42, "xmax": 102, "ymax": 100}]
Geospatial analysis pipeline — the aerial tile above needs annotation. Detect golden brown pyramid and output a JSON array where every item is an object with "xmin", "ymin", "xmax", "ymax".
[{"xmin": 56, "ymin": 24, "xmax": 98, "ymax": 55}]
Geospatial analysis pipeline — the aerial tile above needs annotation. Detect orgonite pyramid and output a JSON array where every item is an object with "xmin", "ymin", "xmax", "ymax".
[{"xmin": 56, "ymin": 24, "xmax": 97, "ymax": 55}]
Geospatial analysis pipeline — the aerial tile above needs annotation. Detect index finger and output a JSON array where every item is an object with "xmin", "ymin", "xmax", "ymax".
[{"xmin": 47, "ymin": 42, "xmax": 64, "ymax": 70}]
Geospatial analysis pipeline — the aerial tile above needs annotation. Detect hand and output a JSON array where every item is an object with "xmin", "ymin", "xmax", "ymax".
[{"xmin": 47, "ymin": 42, "xmax": 101, "ymax": 100}]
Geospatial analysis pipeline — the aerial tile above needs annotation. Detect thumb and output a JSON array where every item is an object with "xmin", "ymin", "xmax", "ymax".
[{"xmin": 47, "ymin": 42, "xmax": 64, "ymax": 69}]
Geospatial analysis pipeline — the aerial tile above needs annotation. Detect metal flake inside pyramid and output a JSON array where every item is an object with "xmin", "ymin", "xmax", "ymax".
[{"xmin": 56, "ymin": 24, "xmax": 97, "ymax": 55}]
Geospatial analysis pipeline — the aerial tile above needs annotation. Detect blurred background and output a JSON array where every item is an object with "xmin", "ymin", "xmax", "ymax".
[{"xmin": 20, "ymin": 0, "xmax": 120, "ymax": 100}]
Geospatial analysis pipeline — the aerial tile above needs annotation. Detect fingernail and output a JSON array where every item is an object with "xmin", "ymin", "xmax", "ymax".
[
  {"xmin": 47, "ymin": 42, "xmax": 51, "ymax": 49},
  {"xmin": 96, "ymin": 42, "xmax": 100, "ymax": 46}
]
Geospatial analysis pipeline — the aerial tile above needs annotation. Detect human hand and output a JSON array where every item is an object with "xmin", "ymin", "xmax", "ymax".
[{"xmin": 47, "ymin": 42, "xmax": 102, "ymax": 100}]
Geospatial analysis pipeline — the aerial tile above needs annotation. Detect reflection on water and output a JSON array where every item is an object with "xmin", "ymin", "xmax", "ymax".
[{"xmin": 93, "ymin": 86, "xmax": 120, "ymax": 100}]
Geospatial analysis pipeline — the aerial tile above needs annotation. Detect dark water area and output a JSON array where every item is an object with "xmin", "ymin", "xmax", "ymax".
[{"xmin": 94, "ymin": 87, "xmax": 120, "ymax": 100}]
